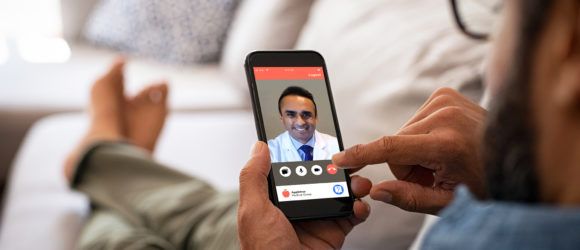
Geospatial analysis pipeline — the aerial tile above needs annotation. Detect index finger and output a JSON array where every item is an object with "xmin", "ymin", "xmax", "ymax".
[{"xmin": 332, "ymin": 135, "xmax": 442, "ymax": 169}]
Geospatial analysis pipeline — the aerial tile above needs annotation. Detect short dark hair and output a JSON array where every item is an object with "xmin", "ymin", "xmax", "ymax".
[{"xmin": 278, "ymin": 86, "xmax": 317, "ymax": 116}]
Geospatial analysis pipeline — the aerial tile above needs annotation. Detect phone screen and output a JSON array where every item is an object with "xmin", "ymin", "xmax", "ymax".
[{"xmin": 253, "ymin": 66, "xmax": 350, "ymax": 203}]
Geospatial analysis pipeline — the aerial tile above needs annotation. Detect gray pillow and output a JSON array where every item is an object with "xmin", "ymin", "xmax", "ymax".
[{"xmin": 83, "ymin": 0, "xmax": 240, "ymax": 64}]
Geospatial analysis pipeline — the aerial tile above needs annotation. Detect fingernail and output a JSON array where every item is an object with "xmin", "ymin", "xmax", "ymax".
[
  {"xmin": 331, "ymin": 152, "xmax": 344, "ymax": 165},
  {"xmin": 113, "ymin": 56, "xmax": 126, "ymax": 65},
  {"xmin": 250, "ymin": 142, "xmax": 263, "ymax": 156},
  {"xmin": 364, "ymin": 200, "xmax": 371, "ymax": 211},
  {"xmin": 116, "ymin": 55, "xmax": 127, "ymax": 62},
  {"xmin": 373, "ymin": 190, "xmax": 392, "ymax": 203}
]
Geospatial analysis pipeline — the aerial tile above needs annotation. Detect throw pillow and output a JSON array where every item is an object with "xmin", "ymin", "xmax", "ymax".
[{"xmin": 83, "ymin": 0, "xmax": 240, "ymax": 64}]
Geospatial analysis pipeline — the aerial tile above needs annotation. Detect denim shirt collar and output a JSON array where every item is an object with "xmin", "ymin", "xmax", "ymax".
[{"xmin": 422, "ymin": 186, "xmax": 580, "ymax": 250}]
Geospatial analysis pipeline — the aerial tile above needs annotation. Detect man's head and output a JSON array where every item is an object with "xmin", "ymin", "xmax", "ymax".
[
  {"xmin": 278, "ymin": 86, "xmax": 318, "ymax": 144},
  {"xmin": 484, "ymin": 0, "xmax": 580, "ymax": 204}
]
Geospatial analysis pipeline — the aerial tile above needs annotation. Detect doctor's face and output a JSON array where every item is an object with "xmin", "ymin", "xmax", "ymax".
[{"xmin": 280, "ymin": 95, "xmax": 318, "ymax": 144}]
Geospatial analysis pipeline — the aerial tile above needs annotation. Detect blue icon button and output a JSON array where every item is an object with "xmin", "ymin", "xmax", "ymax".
[{"xmin": 333, "ymin": 184, "xmax": 344, "ymax": 195}]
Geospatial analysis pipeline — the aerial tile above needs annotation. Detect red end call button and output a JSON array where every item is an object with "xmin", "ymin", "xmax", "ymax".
[{"xmin": 326, "ymin": 164, "xmax": 338, "ymax": 175}]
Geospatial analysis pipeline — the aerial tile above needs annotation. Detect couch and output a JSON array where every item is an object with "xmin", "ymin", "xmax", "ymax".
[{"xmin": 0, "ymin": 0, "xmax": 488, "ymax": 249}]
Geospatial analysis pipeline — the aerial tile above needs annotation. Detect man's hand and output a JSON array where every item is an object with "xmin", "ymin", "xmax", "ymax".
[
  {"xmin": 238, "ymin": 142, "xmax": 371, "ymax": 250},
  {"xmin": 333, "ymin": 88, "xmax": 487, "ymax": 215}
]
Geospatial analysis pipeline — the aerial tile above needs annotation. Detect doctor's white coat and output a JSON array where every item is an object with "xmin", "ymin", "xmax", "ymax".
[{"xmin": 267, "ymin": 130, "xmax": 340, "ymax": 163}]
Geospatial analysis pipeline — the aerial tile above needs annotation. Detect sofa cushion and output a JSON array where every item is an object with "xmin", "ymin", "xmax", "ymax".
[
  {"xmin": 0, "ymin": 44, "xmax": 246, "ymax": 111},
  {"xmin": 83, "ymin": 0, "xmax": 240, "ymax": 64}
]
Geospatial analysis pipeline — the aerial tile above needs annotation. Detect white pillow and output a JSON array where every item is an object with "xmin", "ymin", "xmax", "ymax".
[
  {"xmin": 220, "ymin": 0, "xmax": 314, "ymax": 89},
  {"xmin": 296, "ymin": 0, "xmax": 489, "ymax": 145}
]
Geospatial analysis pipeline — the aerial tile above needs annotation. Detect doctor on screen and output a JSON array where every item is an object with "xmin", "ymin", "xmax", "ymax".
[{"xmin": 268, "ymin": 86, "xmax": 340, "ymax": 163}]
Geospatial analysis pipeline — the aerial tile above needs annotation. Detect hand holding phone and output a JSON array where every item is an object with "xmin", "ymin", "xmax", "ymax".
[
  {"xmin": 237, "ymin": 141, "xmax": 371, "ymax": 249},
  {"xmin": 245, "ymin": 51, "xmax": 355, "ymax": 220}
]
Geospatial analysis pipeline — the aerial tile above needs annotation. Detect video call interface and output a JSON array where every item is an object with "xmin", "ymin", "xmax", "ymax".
[{"xmin": 254, "ymin": 67, "xmax": 350, "ymax": 203}]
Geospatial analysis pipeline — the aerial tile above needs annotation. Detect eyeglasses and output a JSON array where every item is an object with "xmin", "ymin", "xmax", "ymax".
[{"xmin": 450, "ymin": 0, "xmax": 504, "ymax": 40}]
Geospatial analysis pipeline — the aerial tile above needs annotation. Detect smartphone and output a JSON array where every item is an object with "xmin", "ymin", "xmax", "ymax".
[{"xmin": 245, "ymin": 51, "xmax": 354, "ymax": 220}]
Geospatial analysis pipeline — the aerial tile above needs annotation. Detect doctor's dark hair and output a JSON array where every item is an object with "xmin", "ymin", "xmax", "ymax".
[{"xmin": 278, "ymin": 86, "xmax": 317, "ymax": 116}]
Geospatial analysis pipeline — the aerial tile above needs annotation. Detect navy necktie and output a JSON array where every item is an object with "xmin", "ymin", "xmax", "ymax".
[{"xmin": 299, "ymin": 145, "xmax": 313, "ymax": 161}]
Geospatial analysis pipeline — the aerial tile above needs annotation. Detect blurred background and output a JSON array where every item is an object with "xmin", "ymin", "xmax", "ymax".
[{"xmin": 0, "ymin": 0, "xmax": 490, "ymax": 249}]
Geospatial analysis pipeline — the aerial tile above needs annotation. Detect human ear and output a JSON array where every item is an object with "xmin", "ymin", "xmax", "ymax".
[
  {"xmin": 554, "ymin": 64, "xmax": 580, "ymax": 110},
  {"xmin": 554, "ymin": 5, "xmax": 580, "ymax": 110}
]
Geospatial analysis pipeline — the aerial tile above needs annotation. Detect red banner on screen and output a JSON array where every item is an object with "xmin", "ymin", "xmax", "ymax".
[{"xmin": 254, "ymin": 67, "xmax": 324, "ymax": 80}]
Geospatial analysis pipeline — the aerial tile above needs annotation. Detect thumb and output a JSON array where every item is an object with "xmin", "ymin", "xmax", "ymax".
[
  {"xmin": 239, "ymin": 142, "xmax": 271, "ymax": 204},
  {"xmin": 370, "ymin": 180, "xmax": 454, "ymax": 215}
]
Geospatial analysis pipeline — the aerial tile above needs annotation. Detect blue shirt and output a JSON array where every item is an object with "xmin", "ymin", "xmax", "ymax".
[
  {"xmin": 422, "ymin": 186, "xmax": 580, "ymax": 250},
  {"xmin": 289, "ymin": 135, "xmax": 315, "ymax": 161}
]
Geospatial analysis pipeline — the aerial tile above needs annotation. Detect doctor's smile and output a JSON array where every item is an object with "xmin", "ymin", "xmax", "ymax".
[
  {"xmin": 293, "ymin": 125, "xmax": 310, "ymax": 138},
  {"xmin": 294, "ymin": 126, "xmax": 308, "ymax": 132}
]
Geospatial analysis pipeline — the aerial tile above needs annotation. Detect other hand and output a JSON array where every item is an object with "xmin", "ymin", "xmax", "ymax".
[{"xmin": 333, "ymin": 88, "xmax": 487, "ymax": 214}]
